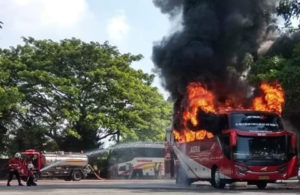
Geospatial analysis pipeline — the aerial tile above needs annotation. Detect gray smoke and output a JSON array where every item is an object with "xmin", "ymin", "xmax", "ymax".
[{"xmin": 152, "ymin": 0, "xmax": 278, "ymax": 101}]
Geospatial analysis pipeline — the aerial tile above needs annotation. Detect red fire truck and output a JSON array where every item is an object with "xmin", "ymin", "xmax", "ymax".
[
  {"xmin": 19, "ymin": 149, "xmax": 90, "ymax": 181},
  {"xmin": 165, "ymin": 111, "xmax": 298, "ymax": 189}
]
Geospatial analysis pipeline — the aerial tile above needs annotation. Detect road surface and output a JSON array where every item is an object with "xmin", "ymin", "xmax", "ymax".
[{"xmin": 0, "ymin": 179, "xmax": 300, "ymax": 195}]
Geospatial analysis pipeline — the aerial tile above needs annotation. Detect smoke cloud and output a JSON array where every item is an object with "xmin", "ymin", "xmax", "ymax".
[{"xmin": 152, "ymin": 0, "xmax": 278, "ymax": 101}]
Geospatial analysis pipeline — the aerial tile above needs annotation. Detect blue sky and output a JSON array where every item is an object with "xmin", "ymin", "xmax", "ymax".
[{"xmin": 0, "ymin": 0, "xmax": 171, "ymax": 98}]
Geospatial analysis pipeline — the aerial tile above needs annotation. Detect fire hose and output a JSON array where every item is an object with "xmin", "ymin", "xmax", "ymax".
[{"xmin": 87, "ymin": 164, "xmax": 104, "ymax": 180}]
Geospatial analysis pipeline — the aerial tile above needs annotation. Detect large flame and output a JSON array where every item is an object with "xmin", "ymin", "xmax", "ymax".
[
  {"xmin": 253, "ymin": 82, "xmax": 284, "ymax": 115},
  {"xmin": 173, "ymin": 82, "xmax": 285, "ymax": 143},
  {"xmin": 174, "ymin": 82, "xmax": 217, "ymax": 143},
  {"xmin": 183, "ymin": 83, "xmax": 216, "ymax": 126}
]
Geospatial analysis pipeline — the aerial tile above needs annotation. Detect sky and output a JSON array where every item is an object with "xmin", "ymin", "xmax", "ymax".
[{"xmin": 0, "ymin": 0, "xmax": 171, "ymax": 98}]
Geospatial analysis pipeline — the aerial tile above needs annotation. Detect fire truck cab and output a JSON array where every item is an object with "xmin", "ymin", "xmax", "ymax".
[{"xmin": 167, "ymin": 111, "xmax": 298, "ymax": 189}]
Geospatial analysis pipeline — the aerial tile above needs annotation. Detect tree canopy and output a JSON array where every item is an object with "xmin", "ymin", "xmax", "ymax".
[
  {"xmin": 0, "ymin": 38, "xmax": 172, "ymax": 154},
  {"xmin": 277, "ymin": 0, "xmax": 300, "ymax": 27}
]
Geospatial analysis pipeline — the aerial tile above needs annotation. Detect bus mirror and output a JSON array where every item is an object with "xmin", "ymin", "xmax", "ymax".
[
  {"xmin": 291, "ymin": 134, "xmax": 297, "ymax": 150},
  {"xmin": 230, "ymin": 131, "xmax": 237, "ymax": 147}
]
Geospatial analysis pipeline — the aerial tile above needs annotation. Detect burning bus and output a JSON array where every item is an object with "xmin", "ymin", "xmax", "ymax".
[
  {"xmin": 152, "ymin": 0, "xmax": 299, "ymax": 189},
  {"xmin": 165, "ymin": 82, "xmax": 298, "ymax": 189}
]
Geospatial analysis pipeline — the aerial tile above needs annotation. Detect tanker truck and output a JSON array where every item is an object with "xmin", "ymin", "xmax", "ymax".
[{"xmin": 19, "ymin": 149, "xmax": 91, "ymax": 181}]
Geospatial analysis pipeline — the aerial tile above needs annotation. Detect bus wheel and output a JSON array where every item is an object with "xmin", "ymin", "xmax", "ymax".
[
  {"xmin": 211, "ymin": 168, "xmax": 225, "ymax": 189},
  {"xmin": 72, "ymin": 170, "xmax": 83, "ymax": 181},
  {"xmin": 256, "ymin": 182, "xmax": 267, "ymax": 189},
  {"xmin": 176, "ymin": 166, "xmax": 191, "ymax": 186}
]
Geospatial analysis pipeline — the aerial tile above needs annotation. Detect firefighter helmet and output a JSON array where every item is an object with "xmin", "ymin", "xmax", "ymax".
[{"xmin": 15, "ymin": 152, "xmax": 21, "ymax": 158}]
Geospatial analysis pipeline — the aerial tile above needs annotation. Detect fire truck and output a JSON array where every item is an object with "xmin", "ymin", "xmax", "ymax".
[
  {"xmin": 165, "ymin": 111, "xmax": 298, "ymax": 189},
  {"xmin": 19, "ymin": 149, "xmax": 90, "ymax": 181}
]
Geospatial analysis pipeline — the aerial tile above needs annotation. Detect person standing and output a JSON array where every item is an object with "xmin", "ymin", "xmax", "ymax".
[
  {"xmin": 154, "ymin": 162, "xmax": 159, "ymax": 179},
  {"xmin": 158, "ymin": 162, "xmax": 162, "ymax": 178},
  {"xmin": 154, "ymin": 162, "xmax": 162, "ymax": 179},
  {"xmin": 7, "ymin": 153, "xmax": 24, "ymax": 186}
]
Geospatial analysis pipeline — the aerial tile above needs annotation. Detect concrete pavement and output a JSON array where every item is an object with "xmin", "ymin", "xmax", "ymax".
[{"xmin": 0, "ymin": 179, "xmax": 300, "ymax": 195}]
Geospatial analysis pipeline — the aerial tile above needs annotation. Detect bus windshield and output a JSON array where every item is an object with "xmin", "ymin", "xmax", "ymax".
[
  {"xmin": 230, "ymin": 113, "xmax": 283, "ymax": 131},
  {"xmin": 233, "ymin": 136, "xmax": 287, "ymax": 165}
]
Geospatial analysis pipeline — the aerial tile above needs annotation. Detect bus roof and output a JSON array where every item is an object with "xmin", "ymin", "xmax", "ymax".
[{"xmin": 110, "ymin": 142, "xmax": 164, "ymax": 150}]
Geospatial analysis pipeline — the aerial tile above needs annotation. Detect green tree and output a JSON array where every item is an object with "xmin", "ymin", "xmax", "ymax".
[
  {"xmin": 0, "ymin": 48, "xmax": 23, "ymax": 155},
  {"xmin": 0, "ymin": 38, "xmax": 172, "ymax": 152},
  {"xmin": 277, "ymin": 0, "xmax": 300, "ymax": 28}
]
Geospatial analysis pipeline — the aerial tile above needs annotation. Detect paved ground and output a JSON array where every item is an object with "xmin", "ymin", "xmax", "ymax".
[{"xmin": 0, "ymin": 179, "xmax": 300, "ymax": 195}]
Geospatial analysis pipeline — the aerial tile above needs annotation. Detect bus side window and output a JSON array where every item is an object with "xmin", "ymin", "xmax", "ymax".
[{"xmin": 220, "ymin": 134, "xmax": 231, "ymax": 159}]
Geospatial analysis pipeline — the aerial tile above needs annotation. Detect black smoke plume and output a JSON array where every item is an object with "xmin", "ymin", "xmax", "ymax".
[{"xmin": 152, "ymin": 0, "xmax": 278, "ymax": 102}]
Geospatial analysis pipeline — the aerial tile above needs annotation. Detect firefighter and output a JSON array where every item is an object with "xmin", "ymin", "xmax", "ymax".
[
  {"xmin": 26, "ymin": 163, "xmax": 37, "ymax": 186},
  {"xmin": 7, "ymin": 153, "xmax": 24, "ymax": 186}
]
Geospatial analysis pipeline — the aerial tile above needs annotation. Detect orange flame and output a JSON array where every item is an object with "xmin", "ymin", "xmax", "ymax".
[
  {"xmin": 173, "ymin": 129, "xmax": 214, "ymax": 143},
  {"xmin": 253, "ymin": 82, "xmax": 284, "ymax": 115},
  {"xmin": 183, "ymin": 83, "xmax": 216, "ymax": 126},
  {"xmin": 174, "ymin": 82, "xmax": 216, "ymax": 143},
  {"xmin": 173, "ymin": 81, "xmax": 285, "ymax": 143}
]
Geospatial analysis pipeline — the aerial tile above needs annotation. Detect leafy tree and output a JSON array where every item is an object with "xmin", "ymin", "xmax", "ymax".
[
  {"xmin": 7, "ymin": 125, "xmax": 60, "ymax": 154},
  {"xmin": 0, "ymin": 38, "xmax": 172, "ymax": 152},
  {"xmin": 0, "ymin": 48, "xmax": 23, "ymax": 155},
  {"xmin": 277, "ymin": 0, "xmax": 300, "ymax": 27}
]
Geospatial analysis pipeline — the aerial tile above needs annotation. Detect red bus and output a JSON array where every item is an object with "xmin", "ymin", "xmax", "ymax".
[{"xmin": 166, "ymin": 111, "xmax": 298, "ymax": 189}]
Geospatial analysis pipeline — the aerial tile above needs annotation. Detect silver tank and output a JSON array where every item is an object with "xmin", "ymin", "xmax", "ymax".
[{"xmin": 43, "ymin": 151, "xmax": 88, "ymax": 167}]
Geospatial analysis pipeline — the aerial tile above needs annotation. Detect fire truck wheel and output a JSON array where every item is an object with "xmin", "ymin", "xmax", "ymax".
[
  {"xmin": 176, "ymin": 166, "xmax": 191, "ymax": 186},
  {"xmin": 72, "ymin": 170, "xmax": 83, "ymax": 181},
  {"xmin": 256, "ymin": 182, "xmax": 267, "ymax": 189},
  {"xmin": 211, "ymin": 168, "xmax": 225, "ymax": 189}
]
